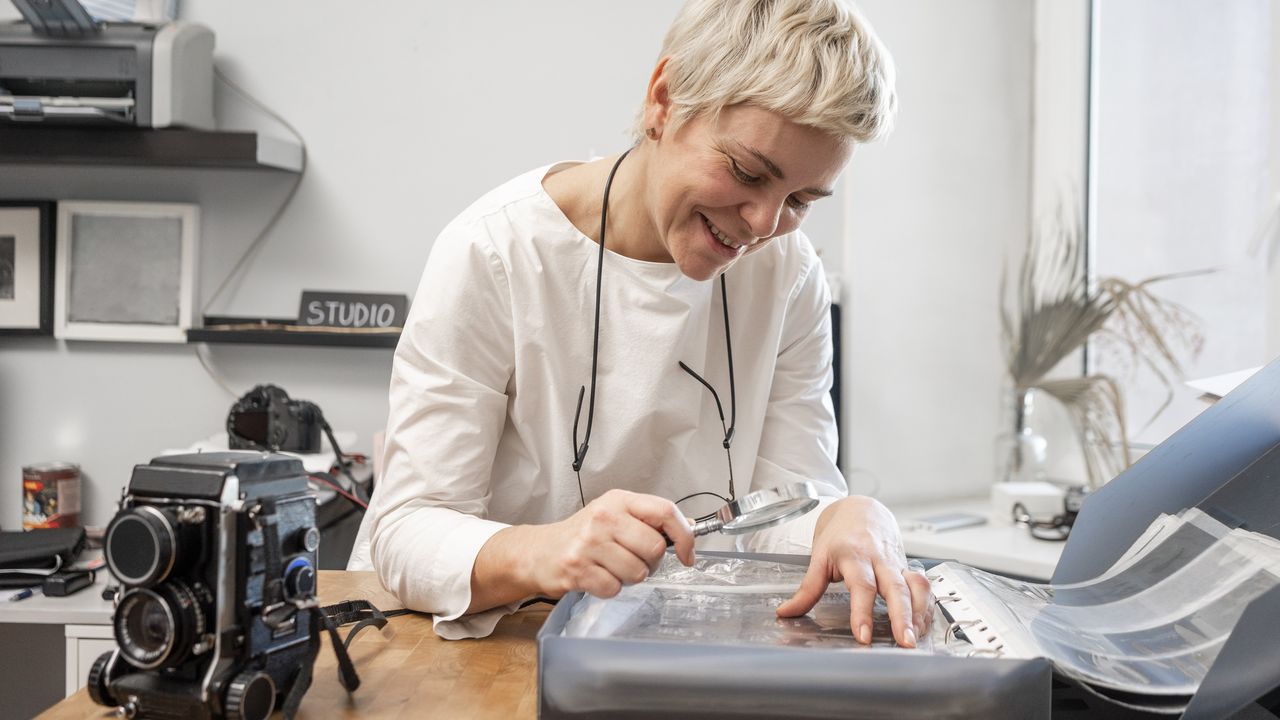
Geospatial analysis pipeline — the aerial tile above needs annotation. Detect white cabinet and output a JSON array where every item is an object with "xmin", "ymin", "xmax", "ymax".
[
  {"xmin": 0, "ymin": 569, "xmax": 114, "ymax": 706},
  {"xmin": 64, "ymin": 624, "xmax": 116, "ymax": 697}
]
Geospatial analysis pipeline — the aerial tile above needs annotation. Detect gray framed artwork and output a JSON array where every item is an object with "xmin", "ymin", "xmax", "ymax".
[
  {"xmin": 55, "ymin": 201, "xmax": 199, "ymax": 342},
  {"xmin": 0, "ymin": 201, "xmax": 55, "ymax": 336}
]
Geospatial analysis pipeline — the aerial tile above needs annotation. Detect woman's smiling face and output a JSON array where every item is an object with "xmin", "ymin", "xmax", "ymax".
[{"xmin": 643, "ymin": 103, "xmax": 854, "ymax": 281}]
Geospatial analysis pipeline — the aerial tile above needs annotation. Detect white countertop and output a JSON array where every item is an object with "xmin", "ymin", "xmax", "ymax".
[
  {"xmin": 889, "ymin": 496, "xmax": 1064, "ymax": 581},
  {"xmin": 0, "ymin": 571, "xmax": 113, "ymax": 625}
]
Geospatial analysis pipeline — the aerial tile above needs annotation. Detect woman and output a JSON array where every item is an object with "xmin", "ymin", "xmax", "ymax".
[{"xmin": 349, "ymin": 0, "xmax": 934, "ymax": 645}]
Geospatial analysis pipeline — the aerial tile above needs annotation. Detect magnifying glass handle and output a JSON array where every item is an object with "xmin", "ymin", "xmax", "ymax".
[{"xmin": 663, "ymin": 517, "xmax": 724, "ymax": 547}]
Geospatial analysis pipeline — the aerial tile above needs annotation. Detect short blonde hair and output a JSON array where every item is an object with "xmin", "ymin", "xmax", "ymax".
[{"xmin": 636, "ymin": 0, "xmax": 897, "ymax": 143}]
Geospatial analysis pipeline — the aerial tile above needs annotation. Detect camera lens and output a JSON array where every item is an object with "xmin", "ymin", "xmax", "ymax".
[
  {"xmin": 114, "ymin": 580, "xmax": 209, "ymax": 670},
  {"xmin": 105, "ymin": 505, "xmax": 178, "ymax": 586},
  {"xmin": 129, "ymin": 593, "xmax": 172, "ymax": 655}
]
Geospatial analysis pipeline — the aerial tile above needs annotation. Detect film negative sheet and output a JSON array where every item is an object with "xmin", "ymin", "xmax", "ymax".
[
  {"xmin": 562, "ymin": 555, "xmax": 934, "ymax": 652},
  {"xmin": 930, "ymin": 508, "xmax": 1280, "ymax": 704}
]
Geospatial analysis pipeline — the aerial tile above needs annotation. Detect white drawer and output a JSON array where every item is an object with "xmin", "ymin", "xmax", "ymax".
[{"xmin": 64, "ymin": 624, "xmax": 115, "ymax": 697}]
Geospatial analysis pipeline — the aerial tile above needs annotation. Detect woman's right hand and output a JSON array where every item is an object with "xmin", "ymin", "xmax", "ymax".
[{"xmin": 527, "ymin": 489, "xmax": 696, "ymax": 599}]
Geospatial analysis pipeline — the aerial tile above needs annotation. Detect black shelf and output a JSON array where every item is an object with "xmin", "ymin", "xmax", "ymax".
[
  {"xmin": 0, "ymin": 125, "xmax": 302, "ymax": 171},
  {"xmin": 188, "ymin": 316, "xmax": 399, "ymax": 349}
]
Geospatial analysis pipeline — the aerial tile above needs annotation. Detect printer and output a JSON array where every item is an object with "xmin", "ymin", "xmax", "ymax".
[{"xmin": 0, "ymin": 17, "xmax": 214, "ymax": 128}]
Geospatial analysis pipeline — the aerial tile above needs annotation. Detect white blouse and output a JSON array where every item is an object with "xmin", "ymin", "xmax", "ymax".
[{"xmin": 348, "ymin": 161, "xmax": 847, "ymax": 638}]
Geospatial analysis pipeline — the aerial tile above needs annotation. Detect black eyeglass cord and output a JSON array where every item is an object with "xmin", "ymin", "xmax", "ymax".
[
  {"xmin": 572, "ymin": 148, "xmax": 632, "ymax": 499},
  {"xmin": 676, "ymin": 273, "xmax": 737, "ymax": 505},
  {"xmin": 571, "ymin": 147, "xmax": 738, "ymax": 516}
]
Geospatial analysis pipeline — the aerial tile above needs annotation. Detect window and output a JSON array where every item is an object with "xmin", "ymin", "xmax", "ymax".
[{"xmin": 1088, "ymin": 0, "xmax": 1276, "ymax": 446}]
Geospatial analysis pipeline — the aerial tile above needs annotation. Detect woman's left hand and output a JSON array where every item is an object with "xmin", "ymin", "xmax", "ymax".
[{"xmin": 775, "ymin": 496, "xmax": 934, "ymax": 647}]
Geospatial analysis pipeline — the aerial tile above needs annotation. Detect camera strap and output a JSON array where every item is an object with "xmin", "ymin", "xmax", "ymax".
[
  {"xmin": 320, "ymin": 598, "xmax": 396, "ymax": 646},
  {"xmin": 320, "ymin": 604, "xmax": 364, "ymax": 689},
  {"xmin": 281, "ymin": 599, "xmax": 401, "ymax": 718},
  {"xmin": 255, "ymin": 499, "xmax": 287, "ymax": 612},
  {"xmin": 252, "ymin": 499, "xmax": 404, "ymax": 716}
]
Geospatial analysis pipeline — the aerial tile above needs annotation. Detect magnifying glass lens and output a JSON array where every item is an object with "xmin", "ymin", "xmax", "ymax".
[{"xmin": 721, "ymin": 496, "xmax": 817, "ymax": 532}]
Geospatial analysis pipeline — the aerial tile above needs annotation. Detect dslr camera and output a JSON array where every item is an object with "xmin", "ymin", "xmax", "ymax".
[
  {"xmin": 89, "ymin": 452, "xmax": 321, "ymax": 720},
  {"xmin": 227, "ymin": 384, "xmax": 323, "ymax": 454}
]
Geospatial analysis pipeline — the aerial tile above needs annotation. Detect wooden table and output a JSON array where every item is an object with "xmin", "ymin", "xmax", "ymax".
[{"xmin": 37, "ymin": 571, "xmax": 551, "ymax": 719}]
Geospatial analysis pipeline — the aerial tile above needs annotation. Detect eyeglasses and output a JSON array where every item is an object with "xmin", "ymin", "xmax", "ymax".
[
  {"xmin": 1014, "ymin": 486, "xmax": 1086, "ymax": 542},
  {"xmin": 571, "ymin": 148, "xmax": 738, "ymax": 523}
]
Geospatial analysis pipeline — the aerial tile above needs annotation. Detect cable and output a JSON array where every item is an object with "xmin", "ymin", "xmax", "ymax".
[
  {"xmin": 672, "ymin": 490, "xmax": 730, "ymax": 524},
  {"xmin": 308, "ymin": 472, "xmax": 368, "ymax": 510},
  {"xmin": 321, "ymin": 419, "xmax": 368, "ymax": 503},
  {"xmin": 193, "ymin": 342, "xmax": 241, "ymax": 400},
  {"xmin": 202, "ymin": 68, "xmax": 309, "ymax": 314}
]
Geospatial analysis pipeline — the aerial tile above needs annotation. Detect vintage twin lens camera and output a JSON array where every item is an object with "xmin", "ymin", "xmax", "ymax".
[{"xmin": 89, "ymin": 452, "xmax": 321, "ymax": 720}]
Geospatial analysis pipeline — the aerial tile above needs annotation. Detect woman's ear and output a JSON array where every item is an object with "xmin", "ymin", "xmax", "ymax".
[{"xmin": 643, "ymin": 57, "xmax": 674, "ymax": 138}]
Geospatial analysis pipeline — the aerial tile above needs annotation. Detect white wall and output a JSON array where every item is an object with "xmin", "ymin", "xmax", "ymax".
[
  {"xmin": 843, "ymin": 1, "xmax": 1032, "ymax": 502},
  {"xmin": 0, "ymin": 1, "xmax": 1033, "ymax": 528}
]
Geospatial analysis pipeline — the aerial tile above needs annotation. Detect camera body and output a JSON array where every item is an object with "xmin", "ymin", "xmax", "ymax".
[
  {"xmin": 227, "ymin": 384, "xmax": 323, "ymax": 454},
  {"xmin": 90, "ymin": 452, "xmax": 321, "ymax": 720}
]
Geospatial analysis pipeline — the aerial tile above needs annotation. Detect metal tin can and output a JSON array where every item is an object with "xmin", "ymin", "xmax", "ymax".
[{"xmin": 22, "ymin": 462, "xmax": 82, "ymax": 530}]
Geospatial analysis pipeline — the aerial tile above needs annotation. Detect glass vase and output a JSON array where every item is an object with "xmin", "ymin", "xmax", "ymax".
[{"xmin": 995, "ymin": 386, "xmax": 1051, "ymax": 484}]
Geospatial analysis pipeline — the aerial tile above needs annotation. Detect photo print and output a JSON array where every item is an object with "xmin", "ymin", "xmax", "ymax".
[
  {"xmin": 0, "ymin": 202, "xmax": 54, "ymax": 335},
  {"xmin": 0, "ymin": 235, "xmax": 14, "ymax": 300}
]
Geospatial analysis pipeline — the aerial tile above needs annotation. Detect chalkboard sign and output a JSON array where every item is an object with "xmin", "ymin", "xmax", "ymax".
[{"xmin": 298, "ymin": 291, "xmax": 408, "ymax": 329}]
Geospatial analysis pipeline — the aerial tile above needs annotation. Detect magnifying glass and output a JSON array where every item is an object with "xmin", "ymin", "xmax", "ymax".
[{"xmin": 666, "ymin": 481, "xmax": 821, "ymax": 545}]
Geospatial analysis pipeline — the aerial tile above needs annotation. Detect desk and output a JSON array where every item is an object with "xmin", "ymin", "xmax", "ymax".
[
  {"xmin": 32, "ymin": 503, "xmax": 1060, "ymax": 717},
  {"xmin": 38, "ymin": 571, "xmax": 549, "ymax": 719},
  {"xmin": 890, "ymin": 496, "xmax": 1064, "ymax": 581},
  {"xmin": 38, "ymin": 573, "xmax": 1280, "ymax": 720}
]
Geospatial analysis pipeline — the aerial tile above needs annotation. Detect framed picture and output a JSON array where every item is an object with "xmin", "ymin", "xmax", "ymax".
[
  {"xmin": 55, "ymin": 201, "xmax": 199, "ymax": 343},
  {"xmin": 0, "ymin": 201, "xmax": 55, "ymax": 336}
]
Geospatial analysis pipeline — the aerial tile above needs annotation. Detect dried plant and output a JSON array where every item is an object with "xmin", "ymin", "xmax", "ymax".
[{"xmin": 1000, "ymin": 206, "xmax": 1208, "ymax": 488}]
